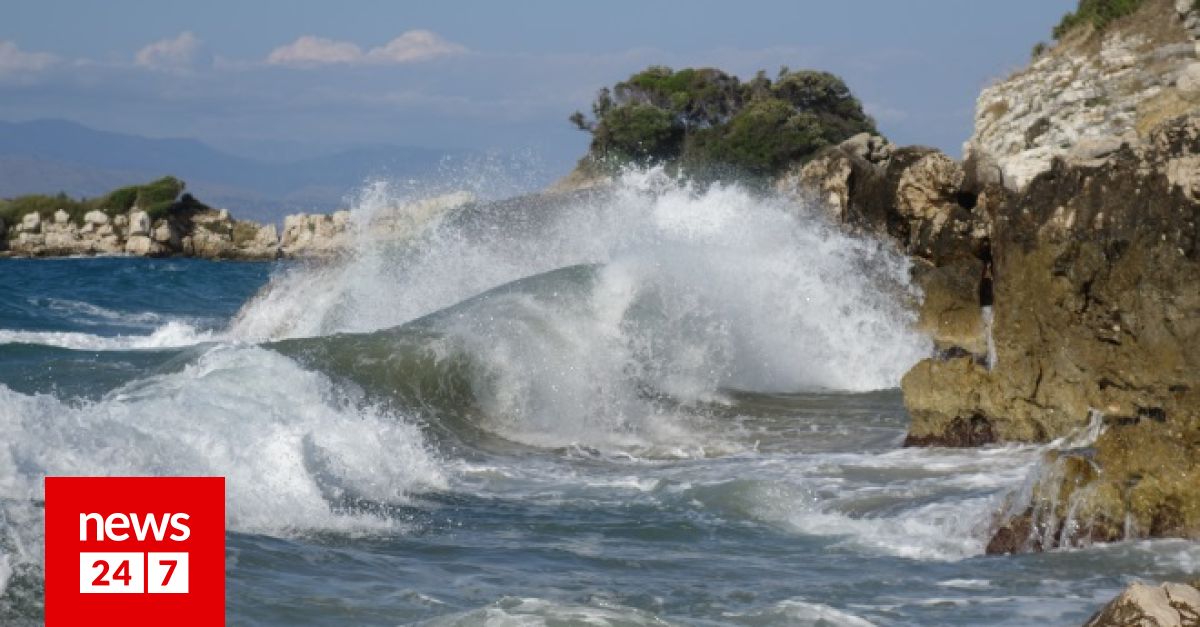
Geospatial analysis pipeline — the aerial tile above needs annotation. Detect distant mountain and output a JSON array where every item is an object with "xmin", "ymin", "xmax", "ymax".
[{"xmin": 0, "ymin": 119, "xmax": 452, "ymax": 222}]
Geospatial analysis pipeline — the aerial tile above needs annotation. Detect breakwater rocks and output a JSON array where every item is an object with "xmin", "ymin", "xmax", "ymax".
[
  {"xmin": 789, "ymin": 0, "xmax": 1200, "ymax": 553},
  {"xmin": 0, "ymin": 191, "xmax": 475, "ymax": 260}
]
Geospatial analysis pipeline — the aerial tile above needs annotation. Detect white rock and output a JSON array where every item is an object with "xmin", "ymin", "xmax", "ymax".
[
  {"xmin": 124, "ymin": 235, "xmax": 154, "ymax": 255},
  {"xmin": 83, "ymin": 210, "xmax": 109, "ymax": 226},
  {"xmin": 128, "ymin": 211, "xmax": 151, "ymax": 236},
  {"xmin": 152, "ymin": 222, "xmax": 173, "ymax": 244},
  {"xmin": 54, "ymin": 209, "xmax": 69, "ymax": 224},
  {"xmin": 20, "ymin": 212, "xmax": 40, "ymax": 232},
  {"xmin": 1176, "ymin": 62, "xmax": 1200, "ymax": 95}
]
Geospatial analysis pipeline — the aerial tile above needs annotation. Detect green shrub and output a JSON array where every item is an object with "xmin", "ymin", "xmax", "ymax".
[
  {"xmin": 1052, "ymin": 0, "xmax": 1145, "ymax": 39},
  {"xmin": 685, "ymin": 100, "xmax": 831, "ymax": 179},
  {"xmin": 1, "ymin": 176, "xmax": 204, "ymax": 227},
  {"xmin": 571, "ymin": 65, "xmax": 875, "ymax": 180}
]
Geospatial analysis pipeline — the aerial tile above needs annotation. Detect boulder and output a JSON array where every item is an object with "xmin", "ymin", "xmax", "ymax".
[
  {"xmin": 1085, "ymin": 582, "xmax": 1200, "ymax": 627},
  {"xmin": 152, "ymin": 222, "xmax": 173, "ymax": 244},
  {"xmin": 124, "ymin": 235, "xmax": 157, "ymax": 256},
  {"xmin": 83, "ymin": 210, "xmax": 108, "ymax": 226},
  {"xmin": 777, "ymin": 138, "xmax": 989, "ymax": 266},
  {"xmin": 53, "ymin": 209, "xmax": 69, "ymax": 224},
  {"xmin": 20, "ymin": 212, "xmax": 40, "ymax": 233},
  {"xmin": 128, "ymin": 211, "xmax": 151, "ymax": 236}
]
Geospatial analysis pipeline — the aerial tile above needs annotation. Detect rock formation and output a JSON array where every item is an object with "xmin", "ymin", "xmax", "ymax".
[
  {"xmin": 1085, "ymin": 581, "xmax": 1200, "ymax": 627},
  {"xmin": 776, "ymin": 133, "xmax": 992, "ymax": 354},
  {"xmin": 968, "ymin": 0, "xmax": 1200, "ymax": 191},
  {"xmin": 787, "ymin": 0, "xmax": 1200, "ymax": 554},
  {"xmin": 0, "ymin": 190, "xmax": 474, "ymax": 261}
]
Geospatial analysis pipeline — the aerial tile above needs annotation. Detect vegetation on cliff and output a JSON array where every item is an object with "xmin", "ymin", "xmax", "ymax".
[
  {"xmin": 569, "ymin": 66, "xmax": 876, "ymax": 180},
  {"xmin": 1052, "ymin": 0, "xmax": 1146, "ymax": 39},
  {"xmin": 0, "ymin": 176, "xmax": 206, "ymax": 226}
]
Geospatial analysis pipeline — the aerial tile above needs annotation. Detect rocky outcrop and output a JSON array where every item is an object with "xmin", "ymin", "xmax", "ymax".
[
  {"xmin": 1085, "ymin": 581, "xmax": 1200, "ymax": 627},
  {"xmin": 777, "ymin": 134, "xmax": 993, "ymax": 353},
  {"xmin": 783, "ymin": 0, "xmax": 1200, "ymax": 554},
  {"xmin": 1, "ymin": 190, "xmax": 475, "ymax": 260},
  {"xmin": 968, "ymin": 0, "xmax": 1200, "ymax": 191},
  {"xmin": 280, "ymin": 211, "xmax": 352, "ymax": 257},
  {"xmin": 2, "ymin": 206, "xmax": 281, "ymax": 260},
  {"xmin": 914, "ymin": 115, "xmax": 1200, "ymax": 551}
]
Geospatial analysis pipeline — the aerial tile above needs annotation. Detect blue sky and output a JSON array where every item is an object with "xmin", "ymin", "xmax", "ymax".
[{"xmin": 2, "ymin": 0, "xmax": 1075, "ymax": 173}]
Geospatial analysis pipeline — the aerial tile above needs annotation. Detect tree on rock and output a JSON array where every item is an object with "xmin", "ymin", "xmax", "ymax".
[{"xmin": 570, "ymin": 65, "xmax": 876, "ymax": 180}]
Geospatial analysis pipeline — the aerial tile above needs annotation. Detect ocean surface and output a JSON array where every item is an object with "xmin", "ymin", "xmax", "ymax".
[{"xmin": 1, "ymin": 173, "xmax": 1196, "ymax": 626}]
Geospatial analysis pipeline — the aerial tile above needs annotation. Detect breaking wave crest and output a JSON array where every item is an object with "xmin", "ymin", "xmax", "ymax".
[{"xmin": 240, "ymin": 170, "xmax": 930, "ymax": 450}]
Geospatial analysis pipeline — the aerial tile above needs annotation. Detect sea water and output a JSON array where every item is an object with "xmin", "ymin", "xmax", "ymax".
[{"xmin": 0, "ymin": 172, "xmax": 1196, "ymax": 625}]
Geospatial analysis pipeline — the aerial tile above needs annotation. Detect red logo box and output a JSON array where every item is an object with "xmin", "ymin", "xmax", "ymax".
[{"xmin": 45, "ymin": 477, "xmax": 225, "ymax": 627}]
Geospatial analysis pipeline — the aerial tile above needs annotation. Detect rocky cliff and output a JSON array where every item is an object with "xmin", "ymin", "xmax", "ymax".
[
  {"xmin": 788, "ymin": 0, "xmax": 1200, "ymax": 555},
  {"xmin": 968, "ymin": 0, "xmax": 1200, "ymax": 191}
]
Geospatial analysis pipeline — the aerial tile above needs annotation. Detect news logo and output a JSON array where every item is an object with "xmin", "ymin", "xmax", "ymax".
[{"xmin": 45, "ymin": 477, "xmax": 225, "ymax": 626}]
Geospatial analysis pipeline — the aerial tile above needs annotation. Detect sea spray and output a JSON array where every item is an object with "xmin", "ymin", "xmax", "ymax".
[
  {"xmin": 0, "ymin": 345, "xmax": 445, "ymax": 612},
  {"xmin": 245, "ymin": 169, "xmax": 932, "ymax": 450}
]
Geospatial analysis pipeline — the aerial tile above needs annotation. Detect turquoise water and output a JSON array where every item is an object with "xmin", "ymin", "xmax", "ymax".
[{"xmin": 1, "ymin": 178, "xmax": 1196, "ymax": 625}]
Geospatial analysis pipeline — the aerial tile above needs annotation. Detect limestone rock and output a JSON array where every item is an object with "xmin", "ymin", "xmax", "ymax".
[
  {"xmin": 966, "ymin": 0, "xmax": 1200, "ymax": 191},
  {"xmin": 128, "ymin": 211, "xmax": 151, "ymax": 236},
  {"xmin": 152, "ymin": 222, "xmax": 174, "ymax": 244},
  {"xmin": 83, "ymin": 210, "xmax": 108, "ymax": 226},
  {"xmin": 908, "ymin": 115, "xmax": 1200, "ymax": 550},
  {"xmin": 1085, "ymin": 582, "xmax": 1200, "ymax": 627},
  {"xmin": 20, "ymin": 212, "xmax": 40, "ymax": 233},
  {"xmin": 912, "ymin": 259, "xmax": 986, "ymax": 355},
  {"xmin": 53, "ymin": 209, "xmax": 69, "ymax": 224},
  {"xmin": 124, "ymin": 235, "xmax": 156, "ymax": 256},
  {"xmin": 777, "ymin": 139, "xmax": 989, "ymax": 265}
]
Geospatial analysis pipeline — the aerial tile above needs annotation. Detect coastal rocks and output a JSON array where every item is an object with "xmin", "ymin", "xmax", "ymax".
[
  {"xmin": 967, "ymin": 0, "xmax": 1200, "ymax": 191},
  {"xmin": 778, "ymin": 134, "xmax": 993, "ymax": 352},
  {"xmin": 778, "ymin": 138, "xmax": 990, "ymax": 266},
  {"xmin": 183, "ymin": 210, "xmax": 280, "ymax": 260},
  {"xmin": 128, "ymin": 210, "xmax": 151, "ymax": 236},
  {"xmin": 20, "ymin": 212, "xmax": 40, "ymax": 233},
  {"xmin": 905, "ymin": 115, "xmax": 1200, "ymax": 550},
  {"xmin": 2, "ymin": 190, "xmax": 475, "ymax": 260},
  {"xmin": 124, "ymin": 235, "xmax": 160, "ymax": 256},
  {"xmin": 1085, "ymin": 582, "xmax": 1200, "ymax": 627},
  {"xmin": 281, "ymin": 211, "xmax": 351, "ymax": 257}
]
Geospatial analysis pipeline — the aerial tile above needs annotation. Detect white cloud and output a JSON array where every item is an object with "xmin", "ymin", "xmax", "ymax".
[
  {"xmin": 135, "ymin": 32, "xmax": 204, "ymax": 70},
  {"xmin": 266, "ymin": 30, "xmax": 465, "ymax": 68},
  {"xmin": 266, "ymin": 35, "xmax": 362, "ymax": 67},
  {"xmin": 0, "ymin": 41, "xmax": 57, "ymax": 76},
  {"xmin": 364, "ymin": 30, "xmax": 466, "ymax": 64}
]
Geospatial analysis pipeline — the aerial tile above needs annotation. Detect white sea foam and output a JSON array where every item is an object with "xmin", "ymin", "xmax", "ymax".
[
  {"xmin": 0, "ymin": 344, "xmax": 445, "ymax": 595},
  {"xmin": 722, "ymin": 599, "xmax": 877, "ymax": 626},
  {"xmin": 231, "ymin": 169, "xmax": 931, "ymax": 450},
  {"xmin": 0, "ymin": 320, "xmax": 213, "ymax": 350},
  {"xmin": 418, "ymin": 597, "xmax": 677, "ymax": 626}
]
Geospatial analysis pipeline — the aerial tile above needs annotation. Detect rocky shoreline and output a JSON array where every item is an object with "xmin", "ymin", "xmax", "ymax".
[
  {"xmin": 0, "ymin": 191, "xmax": 475, "ymax": 261},
  {"xmin": 774, "ymin": 0, "xmax": 1200, "ymax": 569}
]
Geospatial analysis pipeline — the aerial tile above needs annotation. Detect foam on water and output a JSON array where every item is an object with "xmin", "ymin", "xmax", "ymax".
[
  {"xmin": 0, "ymin": 344, "xmax": 445, "ymax": 603},
  {"xmin": 418, "ymin": 597, "xmax": 676, "ymax": 627},
  {"xmin": 234, "ymin": 169, "xmax": 930, "ymax": 450},
  {"xmin": 0, "ymin": 320, "xmax": 213, "ymax": 350}
]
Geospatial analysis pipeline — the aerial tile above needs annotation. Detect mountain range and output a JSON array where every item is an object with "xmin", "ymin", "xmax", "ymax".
[{"xmin": 0, "ymin": 119, "xmax": 453, "ymax": 222}]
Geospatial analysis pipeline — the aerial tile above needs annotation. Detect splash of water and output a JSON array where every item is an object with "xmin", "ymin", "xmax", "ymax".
[{"xmin": 236, "ymin": 169, "xmax": 931, "ymax": 449}]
